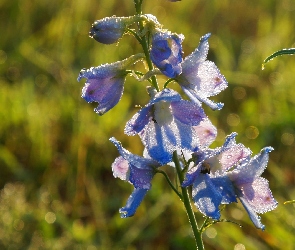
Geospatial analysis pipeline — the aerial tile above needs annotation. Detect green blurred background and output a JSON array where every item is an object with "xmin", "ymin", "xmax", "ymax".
[{"xmin": 1, "ymin": 0, "xmax": 295, "ymax": 249}]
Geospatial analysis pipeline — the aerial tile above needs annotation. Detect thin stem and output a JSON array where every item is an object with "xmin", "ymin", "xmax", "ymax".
[
  {"xmin": 156, "ymin": 169, "xmax": 183, "ymax": 200},
  {"xmin": 133, "ymin": 0, "xmax": 159, "ymax": 91},
  {"xmin": 173, "ymin": 151, "xmax": 204, "ymax": 250}
]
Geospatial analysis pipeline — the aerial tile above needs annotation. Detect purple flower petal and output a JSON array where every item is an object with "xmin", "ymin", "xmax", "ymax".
[
  {"xmin": 124, "ymin": 106, "xmax": 153, "ymax": 136},
  {"xmin": 239, "ymin": 177, "xmax": 278, "ymax": 214},
  {"xmin": 230, "ymin": 147, "xmax": 273, "ymax": 185},
  {"xmin": 171, "ymin": 100, "xmax": 206, "ymax": 126},
  {"xmin": 239, "ymin": 196, "xmax": 266, "ymax": 230},
  {"xmin": 119, "ymin": 188, "xmax": 149, "ymax": 218},
  {"xmin": 176, "ymin": 33, "xmax": 228, "ymax": 110},
  {"xmin": 193, "ymin": 119, "xmax": 217, "ymax": 148},
  {"xmin": 125, "ymin": 89, "xmax": 205, "ymax": 164},
  {"xmin": 78, "ymin": 64, "xmax": 126, "ymax": 115},
  {"xmin": 140, "ymin": 121, "xmax": 175, "ymax": 164},
  {"xmin": 150, "ymin": 31, "xmax": 184, "ymax": 78},
  {"xmin": 182, "ymin": 33, "xmax": 211, "ymax": 71},
  {"xmin": 112, "ymin": 156, "xmax": 129, "ymax": 181},
  {"xmin": 129, "ymin": 167, "xmax": 154, "ymax": 189},
  {"xmin": 211, "ymin": 175, "xmax": 237, "ymax": 204},
  {"xmin": 219, "ymin": 143, "xmax": 251, "ymax": 172},
  {"xmin": 192, "ymin": 174, "xmax": 222, "ymax": 219}
]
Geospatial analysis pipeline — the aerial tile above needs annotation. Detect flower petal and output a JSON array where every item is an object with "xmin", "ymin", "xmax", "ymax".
[
  {"xmin": 219, "ymin": 143, "xmax": 251, "ymax": 171},
  {"xmin": 78, "ymin": 64, "xmax": 126, "ymax": 115},
  {"xmin": 211, "ymin": 175, "xmax": 237, "ymax": 204},
  {"xmin": 109, "ymin": 137, "xmax": 159, "ymax": 169},
  {"xmin": 124, "ymin": 106, "xmax": 153, "ymax": 135},
  {"xmin": 171, "ymin": 100, "xmax": 206, "ymax": 126},
  {"xmin": 194, "ymin": 61, "xmax": 228, "ymax": 97},
  {"xmin": 150, "ymin": 31, "xmax": 184, "ymax": 77},
  {"xmin": 112, "ymin": 156, "xmax": 129, "ymax": 181},
  {"xmin": 119, "ymin": 188, "xmax": 149, "ymax": 218},
  {"xmin": 239, "ymin": 177, "xmax": 278, "ymax": 214},
  {"xmin": 191, "ymin": 174, "xmax": 222, "ymax": 219},
  {"xmin": 232, "ymin": 147, "xmax": 273, "ymax": 184},
  {"xmin": 140, "ymin": 121, "xmax": 175, "ymax": 164},
  {"xmin": 238, "ymin": 196, "xmax": 265, "ymax": 230},
  {"xmin": 182, "ymin": 33, "xmax": 211, "ymax": 71},
  {"xmin": 193, "ymin": 119, "xmax": 217, "ymax": 148},
  {"xmin": 129, "ymin": 167, "xmax": 154, "ymax": 189}
]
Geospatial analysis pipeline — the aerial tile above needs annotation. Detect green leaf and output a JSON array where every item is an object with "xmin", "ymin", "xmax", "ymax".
[
  {"xmin": 284, "ymin": 200, "xmax": 295, "ymax": 205},
  {"xmin": 262, "ymin": 48, "xmax": 295, "ymax": 69}
]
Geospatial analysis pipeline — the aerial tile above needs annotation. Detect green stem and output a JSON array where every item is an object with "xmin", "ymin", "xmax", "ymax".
[
  {"xmin": 173, "ymin": 151, "xmax": 204, "ymax": 250},
  {"xmin": 156, "ymin": 169, "xmax": 183, "ymax": 200},
  {"xmin": 133, "ymin": 0, "xmax": 159, "ymax": 91}
]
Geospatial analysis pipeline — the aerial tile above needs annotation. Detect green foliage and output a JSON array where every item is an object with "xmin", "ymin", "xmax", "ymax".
[{"xmin": 1, "ymin": 0, "xmax": 295, "ymax": 249}]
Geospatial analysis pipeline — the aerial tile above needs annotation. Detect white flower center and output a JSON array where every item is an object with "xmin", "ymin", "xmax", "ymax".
[{"xmin": 154, "ymin": 101, "xmax": 173, "ymax": 126}]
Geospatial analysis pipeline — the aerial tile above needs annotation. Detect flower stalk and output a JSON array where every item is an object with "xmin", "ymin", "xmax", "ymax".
[{"xmin": 173, "ymin": 151, "xmax": 204, "ymax": 250}]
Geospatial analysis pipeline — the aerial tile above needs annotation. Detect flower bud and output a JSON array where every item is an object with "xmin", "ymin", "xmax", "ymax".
[{"xmin": 89, "ymin": 16, "xmax": 139, "ymax": 44}]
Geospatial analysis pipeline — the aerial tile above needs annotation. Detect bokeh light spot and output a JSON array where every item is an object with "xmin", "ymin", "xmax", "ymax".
[
  {"xmin": 227, "ymin": 113, "xmax": 240, "ymax": 126},
  {"xmin": 281, "ymin": 132, "xmax": 294, "ymax": 145},
  {"xmin": 45, "ymin": 212, "xmax": 56, "ymax": 224},
  {"xmin": 245, "ymin": 126, "xmax": 259, "ymax": 139}
]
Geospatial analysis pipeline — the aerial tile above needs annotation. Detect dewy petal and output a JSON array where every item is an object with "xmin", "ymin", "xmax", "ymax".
[
  {"xmin": 177, "ymin": 33, "xmax": 228, "ymax": 110},
  {"xmin": 119, "ymin": 188, "xmax": 149, "ymax": 218},
  {"xmin": 193, "ymin": 119, "xmax": 217, "ymax": 148},
  {"xmin": 195, "ymin": 61, "xmax": 228, "ymax": 97},
  {"xmin": 129, "ymin": 167, "xmax": 154, "ymax": 189},
  {"xmin": 181, "ymin": 87, "xmax": 224, "ymax": 110},
  {"xmin": 79, "ymin": 66, "xmax": 126, "ymax": 115},
  {"xmin": 239, "ymin": 177, "xmax": 278, "ymax": 214},
  {"xmin": 78, "ymin": 54, "xmax": 144, "ymax": 115},
  {"xmin": 181, "ymin": 33, "xmax": 211, "ymax": 70},
  {"xmin": 171, "ymin": 100, "xmax": 206, "ymax": 126},
  {"xmin": 140, "ymin": 121, "xmax": 175, "ymax": 164},
  {"xmin": 192, "ymin": 174, "xmax": 222, "ymax": 219},
  {"xmin": 211, "ymin": 174, "xmax": 237, "ymax": 204},
  {"xmin": 149, "ymin": 88, "xmax": 182, "ymax": 105},
  {"xmin": 231, "ymin": 146, "xmax": 273, "ymax": 185},
  {"xmin": 219, "ymin": 142, "xmax": 251, "ymax": 172},
  {"xmin": 124, "ymin": 106, "xmax": 153, "ymax": 136},
  {"xmin": 109, "ymin": 137, "xmax": 159, "ymax": 169},
  {"xmin": 238, "ymin": 195, "xmax": 266, "ymax": 230},
  {"xmin": 125, "ymin": 89, "xmax": 204, "ymax": 164},
  {"xmin": 112, "ymin": 156, "xmax": 129, "ymax": 181}
]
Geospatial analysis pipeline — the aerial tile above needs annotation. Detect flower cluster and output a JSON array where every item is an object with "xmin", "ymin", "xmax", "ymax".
[{"xmin": 78, "ymin": 13, "xmax": 277, "ymax": 230}]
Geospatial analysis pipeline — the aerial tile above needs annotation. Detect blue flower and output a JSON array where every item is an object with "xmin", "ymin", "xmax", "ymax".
[
  {"xmin": 125, "ymin": 88, "xmax": 206, "ymax": 164},
  {"xmin": 110, "ymin": 137, "xmax": 161, "ymax": 218},
  {"xmin": 89, "ymin": 16, "xmax": 138, "ymax": 44},
  {"xmin": 182, "ymin": 133, "xmax": 238, "ymax": 219},
  {"xmin": 150, "ymin": 30, "xmax": 184, "ymax": 78},
  {"xmin": 78, "ymin": 54, "xmax": 144, "ymax": 115},
  {"xmin": 176, "ymin": 33, "xmax": 228, "ymax": 110}
]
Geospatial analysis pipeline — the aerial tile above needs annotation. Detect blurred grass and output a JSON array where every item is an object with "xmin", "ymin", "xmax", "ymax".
[{"xmin": 1, "ymin": 0, "xmax": 295, "ymax": 249}]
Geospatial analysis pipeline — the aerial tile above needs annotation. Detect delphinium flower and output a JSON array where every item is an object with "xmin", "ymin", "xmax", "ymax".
[
  {"xmin": 110, "ymin": 137, "xmax": 161, "ymax": 218},
  {"xmin": 175, "ymin": 33, "xmax": 228, "ymax": 110},
  {"xmin": 124, "ymin": 87, "xmax": 207, "ymax": 164},
  {"xmin": 182, "ymin": 132, "xmax": 277, "ymax": 229},
  {"xmin": 150, "ymin": 30, "xmax": 184, "ymax": 78},
  {"xmin": 77, "ymin": 53, "xmax": 144, "ymax": 115}
]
